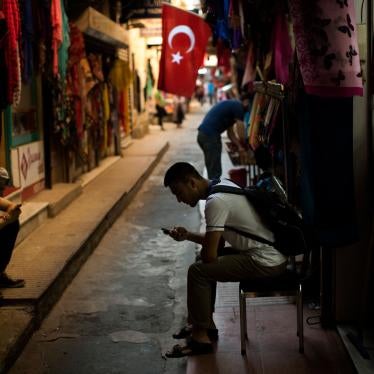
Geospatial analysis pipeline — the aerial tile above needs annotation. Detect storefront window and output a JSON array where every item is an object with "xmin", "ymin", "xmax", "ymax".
[{"xmin": 5, "ymin": 77, "xmax": 40, "ymax": 147}]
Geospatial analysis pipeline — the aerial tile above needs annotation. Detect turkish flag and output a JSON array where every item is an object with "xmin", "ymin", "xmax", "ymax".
[{"xmin": 157, "ymin": 4, "xmax": 211, "ymax": 97}]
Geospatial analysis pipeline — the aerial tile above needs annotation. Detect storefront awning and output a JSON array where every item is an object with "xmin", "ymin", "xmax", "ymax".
[{"xmin": 76, "ymin": 7, "xmax": 129, "ymax": 48}]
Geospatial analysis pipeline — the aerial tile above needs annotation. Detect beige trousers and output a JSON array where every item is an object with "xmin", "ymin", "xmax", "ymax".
[{"xmin": 187, "ymin": 249, "xmax": 287, "ymax": 329}]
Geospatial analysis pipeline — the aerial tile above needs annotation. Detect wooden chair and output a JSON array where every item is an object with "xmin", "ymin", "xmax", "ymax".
[{"xmin": 239, "ymin": 253, "xmax": 312, "ymax": 355}]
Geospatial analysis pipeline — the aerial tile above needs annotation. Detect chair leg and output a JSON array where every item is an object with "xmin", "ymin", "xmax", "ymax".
[
  {"xmin": 297, "ymin": 283, "xmax": 304, "ymax": 353},
  {"xmin": 243, "ymin": 294, "xmax": 248, "ymax": 340},
  {"xmin": 239, "ymin": 290, "xmax": 246, "ymax": 355},
  {"xmin": 296, "ymin": 291, "xmax": 300, "ymax": 337}
]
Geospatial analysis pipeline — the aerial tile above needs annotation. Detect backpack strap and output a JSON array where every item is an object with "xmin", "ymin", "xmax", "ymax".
[
  {"xmin": 224, "ymin": 225, "xmax": 274, "ymax": 246},
  {"xmin": 208, "ymin": 185, "xmax": 275, "ymax": 247},
  {"xmin": 210, "ymin": 184, "xmax": 247, "ymax": 196}
]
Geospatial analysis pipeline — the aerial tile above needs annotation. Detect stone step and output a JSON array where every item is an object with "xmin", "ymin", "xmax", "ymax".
[
  {"xmin": 10, "ymin": 156, "xmax": 122, "ymax": 246},
  {"xmin": 27, "ymin": 183, "xmax": 82, "ymax": 218}
]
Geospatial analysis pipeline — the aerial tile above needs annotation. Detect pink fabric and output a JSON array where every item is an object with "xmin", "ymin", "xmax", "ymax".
[
  {"xmin": 289, "ymin": 0, "xmax": 363, "ymax": 97},
  {"xmin": 51, "ymin": 0, "xmax": 62, "ymax": 77},
  {"xmin": 272, "ymin": 13, "xmax": 293, "ymax": 85}
]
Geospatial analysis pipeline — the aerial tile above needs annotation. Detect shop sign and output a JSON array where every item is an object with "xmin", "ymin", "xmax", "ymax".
[{"xmin": 11, "ymin": 140, "xmax": 44, "ymax": 189}]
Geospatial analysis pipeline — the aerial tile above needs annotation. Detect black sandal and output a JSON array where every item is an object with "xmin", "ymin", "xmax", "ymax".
[
  {"xmin": 173, "ymin": 325, "xmax": 218, "ymax": 341},
  {"xmin": 165, "ymin": 339, "xmax": 214, "ymax": 358},
  {"xmin": 172, "ymin": 325, "xmax": 192, "ymax": 339}
]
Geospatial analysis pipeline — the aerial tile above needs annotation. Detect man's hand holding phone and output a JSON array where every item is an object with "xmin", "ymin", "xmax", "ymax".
[
  {"xmin": 7, "ymin": 202, "xmax": 22, "ymax": 222},
  {"xmin": 161, "ymin": 226, "xmax": 188, "ymax": 242},
  {"xmin": 161, "ymin": 227, "xmax": 171, "ymax": 235}
]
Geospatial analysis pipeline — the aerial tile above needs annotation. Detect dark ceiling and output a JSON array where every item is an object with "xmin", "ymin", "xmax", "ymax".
[
  {"xmin": 66, "ymin": 0, "xmax": 170, "ymax": 23},
  {"xmin": 120, "ymin": 0, "xmax": 170, "ymax": 22}
]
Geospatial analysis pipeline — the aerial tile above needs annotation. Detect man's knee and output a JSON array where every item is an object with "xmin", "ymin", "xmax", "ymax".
[{"xmin": 188, "ymin": 262, "xmax": 204, "ymax": 281}]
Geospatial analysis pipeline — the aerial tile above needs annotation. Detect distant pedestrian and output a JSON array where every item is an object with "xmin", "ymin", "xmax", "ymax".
[
  {"xmin": 195, "ymin": 85, "xmax": 205, "ymax": 106},
  {"xmin": 197, "ymin": 95, "xmax": 251, "ymax": 179},
  {"xmin": 0, "ymin": 167, "xmax": 25, "ymax": 294},
  {"xmin": 207, "ymin": 81, "xmax": 215, "ymax": 105},
  {"xmin": 173, "ymin": 96, "xmax": 185, "ymax": 128},
  {"xmin": 154, "ymin": 90, "xmax": 167, "ymax": 130}
]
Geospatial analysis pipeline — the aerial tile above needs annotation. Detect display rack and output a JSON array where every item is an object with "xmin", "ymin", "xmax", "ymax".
[
  {"xmin": 225, "ymin": 81, "xmax": 289, "ymax": 191},
  {"xmin": 253, "ymin": 80, "xmax": 288, "ymax": 194}
]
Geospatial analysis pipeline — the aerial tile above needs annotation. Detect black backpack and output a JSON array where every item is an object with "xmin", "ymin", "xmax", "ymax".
[{"xmin": 209, "ymin": 184, "xmax": 316, "ymax": 256}]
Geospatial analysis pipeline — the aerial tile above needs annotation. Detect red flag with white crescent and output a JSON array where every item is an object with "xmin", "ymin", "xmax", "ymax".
[{"xmin": 157, "ymin": 3, "xmax": 211, "ymax": 97}]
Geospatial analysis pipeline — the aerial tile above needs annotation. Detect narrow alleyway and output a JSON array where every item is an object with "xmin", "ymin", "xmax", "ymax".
[{"xmin": 8, "ymin": 103, "xmax": 355, "ymax": 374}]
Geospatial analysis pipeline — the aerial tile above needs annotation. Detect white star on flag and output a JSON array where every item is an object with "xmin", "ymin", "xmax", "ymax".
[{"xmin": 171, "ymin": 51, "xmax": 183, "ymax": 64}]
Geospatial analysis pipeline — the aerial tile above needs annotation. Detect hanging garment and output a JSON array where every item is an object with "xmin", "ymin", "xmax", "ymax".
[
  {"xmin": 3, "ymin": 0, "xmax": 21, "ymax": 106},
  {"xmin": 215, "ymin": 0, "xmax": 230, "ymax": 44},
  {"xmin": 109, "ymin": 59, "xmax": 132, "ymax": 91},
  {"xmin": 289, "ymin": 0, "xmax": 363, "ymax": 97},
  {"xmin": 51, "ymin": 0, "xmax": 62, "ymax": 77},
  {"xmin": 20, "ymin": 0, "xmax": 34, "ymax": 83},
  {"xmin": 88, "ymin": 53, "xmax": 104, "ymax": 82},
  {"xmin": 66, "ymin": 23, "xmax": 87, "ymax": 139},
  {"xmin": 31, "ymin": 0, "xmax": 51, "ymax": 73},
  {"xmin": 102, "ymin": 83, "xmax": 110, "ymax": 152},
  {"xmin": 58, "ymin": 0, "xmax": 70, "ymax": 80},
  {"xmin": 241, "ymin": 42, "xmax": 256, "ymax": 88},
  {"xmin": 0, "ymin": 12, "xmax": 8, "ymax": 109},
  {"xmin": 216, "ymin": 39, "xmax": 231, "ymax": 73},
  {"xmin": 272, "ymin": 12, "xmax": 293, "ymax": 85},
  {"xmin": 228, "ymin": 0, "xmax": 242, "ymax": 50},
  {"xmin": 68, "ymin": 22, "xmax": 85, "ymax": 66}
]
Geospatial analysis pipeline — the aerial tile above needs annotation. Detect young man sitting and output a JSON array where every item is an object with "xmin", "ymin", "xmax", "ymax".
[{"xmin": 163, "ymin": 162, "xmax": 287, "ymax": 357}]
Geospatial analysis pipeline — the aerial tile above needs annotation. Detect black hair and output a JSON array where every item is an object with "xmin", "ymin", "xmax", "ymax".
[
  {"xmin": 164, "ymin": 162, "xmax": 202, "ymax": 187},
  {"xmin": 254, "ymin": 144, "xmax": 272, "ymax": 171}
]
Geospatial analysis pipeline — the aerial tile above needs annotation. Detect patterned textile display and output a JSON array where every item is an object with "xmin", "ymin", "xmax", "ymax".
[
  {"xmin": 289, "ymin": 0, "xmax": 363, "ymax": 97},
  {"xmin": 58, "ymin": 0, "xmax": 70, "ymax": 80},
  {"xmin": 3, "ymin": 0, "xmax": 21, "ymax": 106}
]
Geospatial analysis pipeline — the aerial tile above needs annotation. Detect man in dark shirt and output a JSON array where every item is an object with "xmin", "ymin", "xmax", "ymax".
[{"xmin": 197, "ymin": 96, "xmax": 250, "ymax": 179}]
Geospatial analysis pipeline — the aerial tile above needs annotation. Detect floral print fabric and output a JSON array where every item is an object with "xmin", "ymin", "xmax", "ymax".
[{"xmin": 289, "ymin": 0, "xmax": 363, "ymax": 97}]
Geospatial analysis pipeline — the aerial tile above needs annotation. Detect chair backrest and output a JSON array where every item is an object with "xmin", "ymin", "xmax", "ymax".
[{"xmin": 296, "ymin": 247, "xmax": 315, "ymax": 281}]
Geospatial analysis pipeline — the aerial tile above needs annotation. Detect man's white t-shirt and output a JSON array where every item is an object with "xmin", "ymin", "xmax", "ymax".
[{"xmin": 205, "ymin": 179, "xmax": 287, "ymax": 267}]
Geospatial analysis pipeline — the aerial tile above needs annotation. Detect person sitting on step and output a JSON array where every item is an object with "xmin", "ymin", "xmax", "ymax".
[{"xmin": 0, "ymin": 167, "xmax": 25, "ymax": 293}]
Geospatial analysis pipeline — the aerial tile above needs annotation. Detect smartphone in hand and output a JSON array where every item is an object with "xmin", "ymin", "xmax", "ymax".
[{"xmin": 161, "ymin": 227, "xmax": 171, "ymax": 235}]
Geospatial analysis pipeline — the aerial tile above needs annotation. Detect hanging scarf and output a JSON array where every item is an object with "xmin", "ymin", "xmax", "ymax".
[
  {"xmin": 289, "ymin": 0, "xmax": 363, "ymax": 97},
  {"xmin": 272, "ymin": 13, "xmax": 293, "ymax": 85},
  {"xmin": 51, "ymin": 0, "xmax": 62, "ymax": 77}
]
